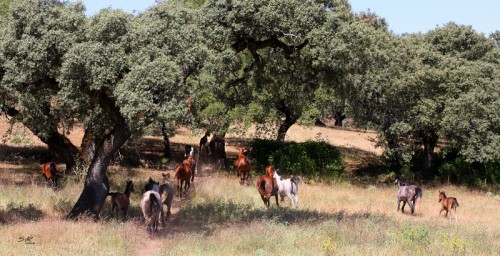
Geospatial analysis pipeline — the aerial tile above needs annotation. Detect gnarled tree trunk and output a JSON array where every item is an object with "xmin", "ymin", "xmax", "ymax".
[
  {"xmin": 276, "ymin": 101, "xmax": 298, "ymax": 142},
  {"xmin": 67, "ymin": 92, "xmax": 131, "ymax": 220}
]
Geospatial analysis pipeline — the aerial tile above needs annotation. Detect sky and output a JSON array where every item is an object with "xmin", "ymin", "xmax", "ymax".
[{"xmin": 75, "ymin": 0, "xmax": 499, "ymax": 36}]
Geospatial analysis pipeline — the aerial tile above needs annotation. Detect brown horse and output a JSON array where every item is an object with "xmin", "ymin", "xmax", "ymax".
[
  {"xmin": 41, "ymin": 162, "xmax": 63, "ymax": 187},
  {"xmin": 208, "ymin": 134, "xmax": 227, "ymax": 169},
  {"xmin": 438, "ymin": 191, "xmax": 459, "ymax": 222},
  {"xmin": 256, "ymin": 165, "xmax": 279, "ymax": 209},
  {"xmin": 175, "ymin": 162, "xmax": 192, "ymax": 198},
  {"xmin": 183, "ymin": 153, "xmax": 196, "ymax": 182},
  {"xmin": 108, "ymin": 180, "xmax": 134, "ymax": 221},
  {"xmin": 235, "ymin": 147, "xmax": 252, "ymax": 185}
]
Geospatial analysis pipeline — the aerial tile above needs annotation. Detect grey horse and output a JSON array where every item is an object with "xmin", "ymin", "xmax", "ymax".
[{"xmin": 395, "ymin": 176, "xmax": 423, "ymax": 215}]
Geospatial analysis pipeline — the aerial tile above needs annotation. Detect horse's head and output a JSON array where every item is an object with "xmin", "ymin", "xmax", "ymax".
[
  {"xmin": 273, "ymin": 169, "xmax": 281, "ymax": 181},
  {"xmin": 144, "ymin": 177, "xmax": 160, "ymax": 192},
  {"xmin": 126, "ymin": 180, "xmax": 135, "ymax": 193},
  {"xmin": 438, "ymin": 191, "xmax": 446, "ymax": 202},
  {"xmin": 238, "ymin": 148, "xmax": 245, "ymax": 156}
]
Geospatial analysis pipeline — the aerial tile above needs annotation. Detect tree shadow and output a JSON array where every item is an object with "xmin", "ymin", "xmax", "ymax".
[
  {"xmin": 0, "ymin": 203, "xmax": 45, "ymax": 224},
  {"xmin": 166, "ymin": 200, "xmax": 387, "ymax": 236}
]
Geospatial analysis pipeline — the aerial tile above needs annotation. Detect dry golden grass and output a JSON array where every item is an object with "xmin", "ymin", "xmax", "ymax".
[{"xmin": 1, "ymin": 117, "xmax": 499, "ymax": 255}]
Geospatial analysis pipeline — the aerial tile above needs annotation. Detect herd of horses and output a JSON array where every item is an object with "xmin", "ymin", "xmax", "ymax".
[{"xmin": 39, "ymin": 133, "xmax": 461, "ymax": 232}]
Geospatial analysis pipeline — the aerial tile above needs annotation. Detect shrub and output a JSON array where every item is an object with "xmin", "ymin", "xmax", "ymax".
[{"xmin": 251, "ymin": 139, "xmax": 343, "ymax": 177}]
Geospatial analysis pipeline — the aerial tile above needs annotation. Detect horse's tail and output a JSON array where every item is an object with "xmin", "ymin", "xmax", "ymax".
[
  {"xmin": 415, "ymin": 187, "xmax": 423, "ymax": 202},
  {"xmin": 452, "ymin": 198, "xmax": 459, "ymax": 208},
  {"xmin": 149, "ymin": 193, "xmax": 160, "ymax": 215}
]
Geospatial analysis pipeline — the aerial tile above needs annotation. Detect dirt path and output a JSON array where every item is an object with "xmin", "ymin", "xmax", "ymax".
[{"xmin": 135, "ymin": 162, "xmax": 214, "ymax": 256}]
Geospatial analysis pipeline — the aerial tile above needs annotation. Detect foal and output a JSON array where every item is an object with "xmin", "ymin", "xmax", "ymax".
[
  {"xmin": 108, "ymin": 180, "xmax": 134, "ymax": 221},
  {"xmin": 438, "ymin": 191, "xmax": 459, "ymax": 222}
]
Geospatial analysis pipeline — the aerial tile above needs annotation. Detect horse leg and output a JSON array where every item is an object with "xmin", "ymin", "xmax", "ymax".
[
  {"xmin": 397, "ymin": 198, "xmax": 401, "ymax": 212},
  {"xmin": 295, "ymin": 192, "xmax": 299, "ymax": 207},
  {"xmin": 275, "ymin": 194, "xmax": 279, "ymax": 207},
  {"xmin": 401, "ymin": 201, "xmax": 406, "ymax": 214},
  {"xmin": 160, "ymin": 206, "xmax": 166, "ymax": 226},
  {"xmin": 177, "ymin": 179, "xmax": 182, "ymax": 198},
  {"xmin": 261, "ymin": 195, "xmax": 268, "ymax": 209},
  {"xmin": 286, "ymin": 192, "xmax": 294, "ymax": 207},
  {"xmin": 407, "ymin": 200, "xmax": 414, "ymax": 214}
]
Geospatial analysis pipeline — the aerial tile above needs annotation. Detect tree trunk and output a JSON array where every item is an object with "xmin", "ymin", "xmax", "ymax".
[
  {"xmin": 67, "ymin": 91, "xmax": 131, "ymax": 220},
  {"xmin": 161, "ymin": 122, "xmax": 171, "ymax": 158},
  {"xmin": 333, "ymin": 111, "xmax": 346, "ymax": 127},
  {"xmin": 422, "ymin": 133, "xmax": 438, "ymax": 179},
  {"xmin": 276, "ymin": 101, "xmax": 298, "ymax": 142}
]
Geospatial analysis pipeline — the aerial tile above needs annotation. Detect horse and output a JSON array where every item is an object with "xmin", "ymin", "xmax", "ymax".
[
  {"xmin": 395, "ymin": 177, "xmax": 423, "ymax": 215},
  {"xmin": 41, "ymin": 162, "xmax": 63, "ymax": 187},
  {"xmin": 199, "ymin": 131, "xmax": 211, "ymax": 157},
  {"xmin": 256, "ymin": 165, "xmax": 279, "ymax": 209},
  {"xmin": 144, "ymin": 176, "xmax": 174, "ymax": 226},
  {"xmin": 183, "ymin": 145, "xmax": 198, "ymax": 182},
  {"xmin": 208, "ymin": 134, "xmax": 227, "ymax": 170},
  {"xmin": 438, "ymin": 191, "xmax": 459, "ymax": 222},
  {"xmin": 140, "ymin": 190, "xmax": 162, "ymax": 232},
  {"xmin": 108, "ymin": 180, "xmax": 134, "ymax": 221},
  {"xmin": 235, "ymin": 147, "xmax": 252, "ymax": 185},
  {"xmin": 175, "ymin": 162, "xmax": 192, "ymax": 198},
  {"xmin": 274, "ymin": 171, "xmax": 303, "ymax": 208}
]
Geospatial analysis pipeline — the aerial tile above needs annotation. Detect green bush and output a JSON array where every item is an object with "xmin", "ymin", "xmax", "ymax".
[
  {"xmin": 251, "ymin": 139, "xmax": 343, "ymax": 177},
  {"xmin": 436, "ymin": 152, "xmax": 500, "ymax": 186}
]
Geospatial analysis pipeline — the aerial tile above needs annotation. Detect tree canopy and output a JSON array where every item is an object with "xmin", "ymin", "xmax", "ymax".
[{"xmin": 0, "ymin": 0, "xmax": 498, "ymax": 218}]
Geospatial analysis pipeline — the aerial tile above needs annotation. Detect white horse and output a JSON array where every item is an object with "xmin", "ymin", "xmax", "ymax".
[
  {"xmin": 140, "ymin": 190, "xmax": 162, "ymax": 232},
  {"xmin": 274, "ymin": 170, "xmax": 303, "ymax": 208}
]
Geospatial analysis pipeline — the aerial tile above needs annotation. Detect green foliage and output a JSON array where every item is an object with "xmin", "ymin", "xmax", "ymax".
[
  {"xmin": 250, "ymin": 139, "xmax": 343, "ymax": 177},
  {"xmin": 435, "ymin": 152, "xmax": 500, "ymax": 186}
]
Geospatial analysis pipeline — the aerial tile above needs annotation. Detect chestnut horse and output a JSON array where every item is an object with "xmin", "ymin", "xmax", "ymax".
[
  {"xmin": 438, "ymin": 191, "xmax": 459, "ymax": 222},
  {"xmin": 175, "ymin": 162, "xmax": 192, "ymax": 198},
  {"xmin": 41, "ymin": 162, "xmax": 63, "ymax": 187},
  {"xmin": 256, "ymin": 165, "xmax": 279, "ymax": 209},
  {"xmin": 108, "ymin": 180, "xmax": 134, "ymax": 221},
  {"xmin": 235, "ymin": 148, "xmax": 252, "ymax": 185},
  {"xmin": 183, "ymin": 145, "xmax": 197, "ymax": 182}
]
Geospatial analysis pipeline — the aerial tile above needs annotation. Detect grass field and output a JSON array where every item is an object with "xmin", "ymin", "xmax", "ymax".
[{"xmin": 0, "ymin": 120, "xmax": 499, "ymax": 255}]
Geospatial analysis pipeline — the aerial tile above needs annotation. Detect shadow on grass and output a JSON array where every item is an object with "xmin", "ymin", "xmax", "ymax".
[
  {"xmin": 167, "ymin": 199, "xmax": 387, "ymax": 235},
  {"xmin": 0, "ymin": 203, "xmax": 44, "ymax": 224}
]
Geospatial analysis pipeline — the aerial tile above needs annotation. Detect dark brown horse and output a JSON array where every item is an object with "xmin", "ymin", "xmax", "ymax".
[
  {"xmin": 175, "ymin": 162, "xmax": 192, "ymax": 198},
  {"xmin": 208, "ymin": 134, "xmax": 226, "ymax": 170},
  {"xmin": 235, "ymin": 147, "xmax": 252, "ymax": 185},
  {"xmin": 256, "ymin": 165, "xmax": 279, "ymax": 209},
  {"xmin": 108, "ymin": 180, "xmax": 134, "ymax": 221},
  {"xmin": 41, "ymin": 162, "xmax": 63, "ymax": 187},
  {"xmin": 439, "ymin": 191, "xmax": 459, "ymax": 222}
]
